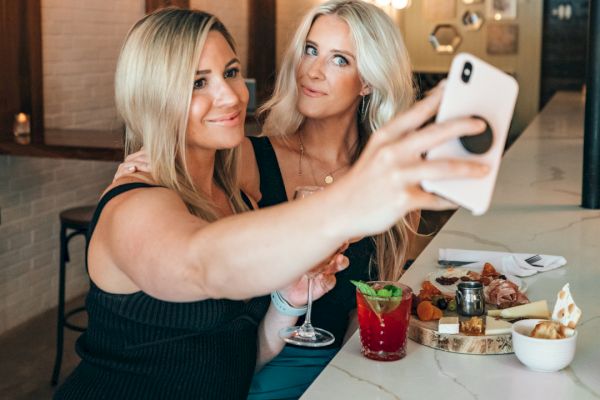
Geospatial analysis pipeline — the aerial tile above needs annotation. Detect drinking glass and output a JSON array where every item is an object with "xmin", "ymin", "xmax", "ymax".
[
  {"xmin": 356, "ymin": 281, "xmax": 413, "ymax": 361},
  {"xmin": 279, "ymin": 186, "xmax": 335, "ymax": 347}
]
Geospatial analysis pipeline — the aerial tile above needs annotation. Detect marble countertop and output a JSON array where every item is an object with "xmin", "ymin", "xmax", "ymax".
[{"xmin": 302, "ymin": 92, "xmax": 600, "ymax": 400}]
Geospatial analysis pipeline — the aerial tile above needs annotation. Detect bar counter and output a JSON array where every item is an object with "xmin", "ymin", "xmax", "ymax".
[{"xmin": 302, "ymin": 91, "xmax": 600, "ymax": 399}]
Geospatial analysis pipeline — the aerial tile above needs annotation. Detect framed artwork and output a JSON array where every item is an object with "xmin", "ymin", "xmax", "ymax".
[
  {"xmin": 486, "ymin": 0, "xmax": 517, "ymax": 21},
  {"xmin": 486, "ymin": 23, "xmax": 519, "ymax": 55},
  {"xmin": 423, "ymin": 0, "xmax": 456, "ymax": 21}
]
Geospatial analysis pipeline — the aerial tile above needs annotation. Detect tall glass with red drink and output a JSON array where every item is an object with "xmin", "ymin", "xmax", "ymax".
[{"xmin": 355, "ymin": 281, "xmax": 413, "ymax": 361}]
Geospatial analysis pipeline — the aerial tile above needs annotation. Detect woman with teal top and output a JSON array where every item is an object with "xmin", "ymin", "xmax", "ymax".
[{"xmin": 241, "ymin": 1, "xmax": 420, "ymax": 397}]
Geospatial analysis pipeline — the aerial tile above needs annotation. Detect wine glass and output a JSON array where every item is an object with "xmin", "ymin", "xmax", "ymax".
[{"xmin": 279, "ymin": 186, "xmax": 335, "ymax": 347}]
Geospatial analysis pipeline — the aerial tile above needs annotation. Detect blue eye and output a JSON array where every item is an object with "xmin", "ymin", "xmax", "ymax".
[
  {"xmin": 193, "ymin": 78, "xmax": 206, "ymax": 90},
  {"xmin": 224, "ymin": 67, "xmax": 240, "ymax": 79},
  {"xmin": 332, "ymin": 55, "xmax": 348, "ymax": 66},
  {"xmin": 304, "ymin": 44, "xmax": 318, "ymax": 56}
]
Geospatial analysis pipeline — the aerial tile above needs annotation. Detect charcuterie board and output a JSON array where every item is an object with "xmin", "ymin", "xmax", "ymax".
[{"xmin": 408, "ymin": 314, "xmax": 513, "ymax": 355}]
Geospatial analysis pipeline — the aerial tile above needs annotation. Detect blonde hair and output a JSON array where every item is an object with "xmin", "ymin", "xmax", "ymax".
[
  {"xmin": 260, "ymin": 0, "xmax": 417, "ymax": 281},
  {"xmin": 115, "ymin": 8, "xmax": 248, "ymax": 221}
]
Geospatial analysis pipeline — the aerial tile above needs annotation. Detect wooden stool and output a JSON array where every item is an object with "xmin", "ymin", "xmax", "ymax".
[{"xmin": 51, "ymin": 205, "xmax": 95, "ymax": 386}]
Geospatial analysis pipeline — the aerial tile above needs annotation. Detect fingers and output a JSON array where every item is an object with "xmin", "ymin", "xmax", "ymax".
[
  {"xmin": 337, "ymin": 241, "xmax": 350, "ymax": 254},
  {"xmin": 405, "ymin": 189, "xmax": 459, "ymax": 211},
  {"xmin": 403, "ymin": 158, "xmax": 489, "ymax": 184},
  {"xmin": 315, "ymin": 274, "xmax": 336, "ymax": 297},
  {"xmin": 336, "ymin": 254, "xmax": 349, "ymax": 272},
  {"xmin": 401, "ymin": 117, "xmax": 487, "ymax": 156},
  {"xmin": 126, "ymin": 161, "xmax": 151, "ymax": 173},
  {"xmin": 320, "ymin": 254, "xmax": 349, "ymax": 275}
]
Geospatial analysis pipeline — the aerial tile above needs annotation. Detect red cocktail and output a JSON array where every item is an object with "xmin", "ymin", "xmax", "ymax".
[{"xmin": 356, "ymin": 282, "xmax": 413, "ymax": 361}]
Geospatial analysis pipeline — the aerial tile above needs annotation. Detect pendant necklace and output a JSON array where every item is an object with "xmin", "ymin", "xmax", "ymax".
[{"xmin": 297, "ymin": 133, "xmax": 350, "ymax": 185}]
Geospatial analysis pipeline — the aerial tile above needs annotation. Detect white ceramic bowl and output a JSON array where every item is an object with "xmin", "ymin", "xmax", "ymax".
[{"xmin": 511, "ymin": 319, "xmax": 577, "ymax": 372}]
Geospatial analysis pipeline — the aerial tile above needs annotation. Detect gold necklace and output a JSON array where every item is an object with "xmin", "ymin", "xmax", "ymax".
[{"xmin": 297, "ymin": 133, "xmax": 349, "ymax": 185}]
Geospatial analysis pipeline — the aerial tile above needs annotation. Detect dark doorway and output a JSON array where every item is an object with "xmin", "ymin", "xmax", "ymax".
[{"xmin": 540, "ymin": 0, "xmax": 589, "ymax": 109}]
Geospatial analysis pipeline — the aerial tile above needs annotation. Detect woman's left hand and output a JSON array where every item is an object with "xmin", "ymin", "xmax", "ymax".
[{"xmin": 279, "ymin": 250, "xmax": 349, "ymax": 307}]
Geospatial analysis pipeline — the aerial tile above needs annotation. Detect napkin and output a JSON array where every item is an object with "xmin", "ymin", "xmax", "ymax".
[{"xmin": 438, "ymin": 248, "xmax": 567, "ymax": 277}]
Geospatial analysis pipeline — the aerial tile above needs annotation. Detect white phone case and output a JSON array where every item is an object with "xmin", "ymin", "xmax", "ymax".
[{"xmin": 421, "ymin": 53, "xmax": 519, "ymax": 215}]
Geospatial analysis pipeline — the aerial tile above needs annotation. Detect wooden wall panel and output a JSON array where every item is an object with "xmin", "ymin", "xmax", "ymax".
[
  {"xmin": 248, "ymin": 0, "xmax": 276, "ymax": 105},
  {"xmin": 0, "ymin": 0, "xmax": 42, "ymax": 143},
  {"xmin": 146, "ymin": 0, "xmax": 189, "ymax": 13},
  {"xmin": 0, "ymin": 0, "xmax": 24, "ymax": 141}
]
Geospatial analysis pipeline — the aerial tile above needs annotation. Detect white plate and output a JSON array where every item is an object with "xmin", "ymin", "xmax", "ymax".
[{"xmin": 427, "ymin": 267, "xmax": 527, "ymax": 296}]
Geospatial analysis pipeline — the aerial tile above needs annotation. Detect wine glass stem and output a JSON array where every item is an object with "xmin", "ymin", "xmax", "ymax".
[{"xmin": 299, "ymin": 276, "xmax": 315, "ymax": 337}]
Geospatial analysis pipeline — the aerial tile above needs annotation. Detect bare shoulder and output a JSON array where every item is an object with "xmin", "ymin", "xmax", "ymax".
[
  {"xmin": 103, "ymin": 173, "xmax": 157, "ymax": 197},
  {"xmin": 97, "ymin": 176, "xmax": 196, "ymax": 240},
  {"xmin": 239, "ymin": 137, "xmax": 261, "ymax": 202}
]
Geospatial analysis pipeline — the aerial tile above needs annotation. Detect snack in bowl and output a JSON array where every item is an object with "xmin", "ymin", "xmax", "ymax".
[
  {"xmin": 530, "ymin": 320, "xmax": 571, "ymax": 339},
  {"xmin": 511, "ymin": 319, "xmax": 577, "ymax": 372},
  {"xmin": 511, "ymin": 284, "xmax": 581, "ymax": 372}
]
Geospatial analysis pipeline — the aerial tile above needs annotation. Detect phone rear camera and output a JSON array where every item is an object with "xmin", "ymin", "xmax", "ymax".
[{"xmin": 461, "ymin": 62, "xmax": 473, "ymax": 83}]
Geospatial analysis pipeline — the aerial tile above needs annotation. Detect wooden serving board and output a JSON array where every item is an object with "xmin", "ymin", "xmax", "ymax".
[{"xmin": 408, "ymin": 315, "xmax": 513, "ymax": 355}]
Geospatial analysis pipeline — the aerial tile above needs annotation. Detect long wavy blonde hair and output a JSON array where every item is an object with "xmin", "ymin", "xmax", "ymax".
[
  {"xmin": 115, "ymin": 8, "xmax": 249, "ymax": 221},
  {"xmin": 260, "ymin": 0, "xmax": 416, "ymax": 281}
]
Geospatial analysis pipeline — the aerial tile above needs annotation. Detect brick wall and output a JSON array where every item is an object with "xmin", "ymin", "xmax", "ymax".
[
  {"xmin": 41, "ymin": 0, "xmax": 145, "ymax": 130},
  {"xmin": 0, "ymin": 156, "xmax": 118, "ymax": 335}
]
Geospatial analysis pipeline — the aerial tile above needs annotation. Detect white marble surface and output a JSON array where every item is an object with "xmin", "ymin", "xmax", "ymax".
[{"xmin": 302, "ymin": 92, "xmax": 600, "ymax": 400}]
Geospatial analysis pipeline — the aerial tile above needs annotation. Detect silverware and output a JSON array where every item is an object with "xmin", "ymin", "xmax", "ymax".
[
  {"xmin": 439, "ymin": 255, "xmax": 544, "ymax": 268},
  {"xmin": 524, "ymin": 254, "xmax": 543, "ymax": 267},
  {"xmin": 437, "ymin": 260, "xmax": 478, "ymax": 267}
]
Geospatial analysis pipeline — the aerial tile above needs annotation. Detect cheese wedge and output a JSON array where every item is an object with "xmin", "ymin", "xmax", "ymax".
[
  {"xmin": 551, "ymin": 283, "xmax": 582, "ymax": 329},
  {"xmin": 485, "ymin": 316, "xmax": 512, "ymax": 335},
  {"xmin": 438, "ymin": 317, "xmax": 459, "ymax": 334},
  {"xmin": 487, "ymin": 300, "xmax": 550, "ymax": 319}
]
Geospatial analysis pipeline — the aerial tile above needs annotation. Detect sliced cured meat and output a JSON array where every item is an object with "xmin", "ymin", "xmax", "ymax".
[{"xmin": 484, "ymin": 278, "xmax": 529, "ymax": 309}]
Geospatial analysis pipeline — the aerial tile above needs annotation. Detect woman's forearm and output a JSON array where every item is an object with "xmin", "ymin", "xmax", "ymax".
[
  {"xmin": 187, "ymin": 190, "xmax": 349, "ymax": 300},
  {"xmin": 255, "ymin": 304, "xmax": 297, "ymax": 372}
]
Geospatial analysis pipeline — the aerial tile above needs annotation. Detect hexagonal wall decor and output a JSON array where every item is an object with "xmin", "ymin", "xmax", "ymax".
[
  {"xmin": 462, "ymin": 10, "xmax": 484, "ymax": 31},
  {"xmin": 429, "ymin": 24, "xmax": 462, "ymax": 54}
]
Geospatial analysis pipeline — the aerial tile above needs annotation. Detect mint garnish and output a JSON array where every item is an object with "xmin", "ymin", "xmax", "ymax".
[
  {"xmin": 351, "ymin": 280, "xmax": 402, "ymax": 298},
  {"xmin": 351, "ymin": 280, "xmax": 377, "ymax": 296}
]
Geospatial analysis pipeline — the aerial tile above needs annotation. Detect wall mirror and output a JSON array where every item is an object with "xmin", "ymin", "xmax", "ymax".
[
  {"xmin": 462, "ymin": 11, "xmax": 484, "ymax": 31},
  {"xmin": 429, "ymin": 24, "xmax": 462, "ymax": 54}
]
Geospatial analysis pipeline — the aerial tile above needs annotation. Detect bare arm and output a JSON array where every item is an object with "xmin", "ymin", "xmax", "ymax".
[
  {"xmin": 94, "ymin": 84, "xmax": 489, "ymax": 302},
  {"xmin": 255, "ymin": 258, "xmax": 345, "ymax": 370}
]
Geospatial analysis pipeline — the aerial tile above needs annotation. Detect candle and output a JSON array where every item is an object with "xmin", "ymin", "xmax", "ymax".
[{"xmin": 13, "ymin": 112, "xmax": 31, "ymax": 145}]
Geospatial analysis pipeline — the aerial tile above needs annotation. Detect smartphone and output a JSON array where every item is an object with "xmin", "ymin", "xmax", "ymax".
[{"xmin": 421, "ymin": 53, "xmax": 519, "ymax": 216}]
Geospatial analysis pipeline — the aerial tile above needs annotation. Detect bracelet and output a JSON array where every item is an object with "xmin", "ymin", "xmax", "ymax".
[{"xmin": 270, "ymin": 291, "xmax": 307, "ymax": 317}]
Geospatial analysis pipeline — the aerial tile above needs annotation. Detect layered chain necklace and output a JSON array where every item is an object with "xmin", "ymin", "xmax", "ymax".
[{"xmin": 297, "ymin": 133, "xmax": 351, "ymax": 185}]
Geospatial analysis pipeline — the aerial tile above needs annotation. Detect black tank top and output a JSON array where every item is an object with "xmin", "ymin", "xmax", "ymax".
[
  {"xmin": 249, "ymin": 136, "xmax": 377, "ymax": 348},
  {"xmin": 54, "ymin": 182, "xmax": 270, "ymax": 400}
]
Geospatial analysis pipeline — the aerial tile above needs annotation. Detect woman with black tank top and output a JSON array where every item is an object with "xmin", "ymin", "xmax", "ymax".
[
  {"xmin": 54, "ymin": 9, "xmax": 351, "ymax": 400},
  {"xmin": 242, "ymin": 2, "xmax": 424, "ymax": 398},
  {"xmin": 105, "ymin": 4, "xmax": 490, "ymax": 400}
]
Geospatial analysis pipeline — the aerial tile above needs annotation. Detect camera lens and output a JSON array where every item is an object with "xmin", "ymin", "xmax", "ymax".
[{"xmin": 461, "ymin": 62, "xmax": 473, "ymax": 83}]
